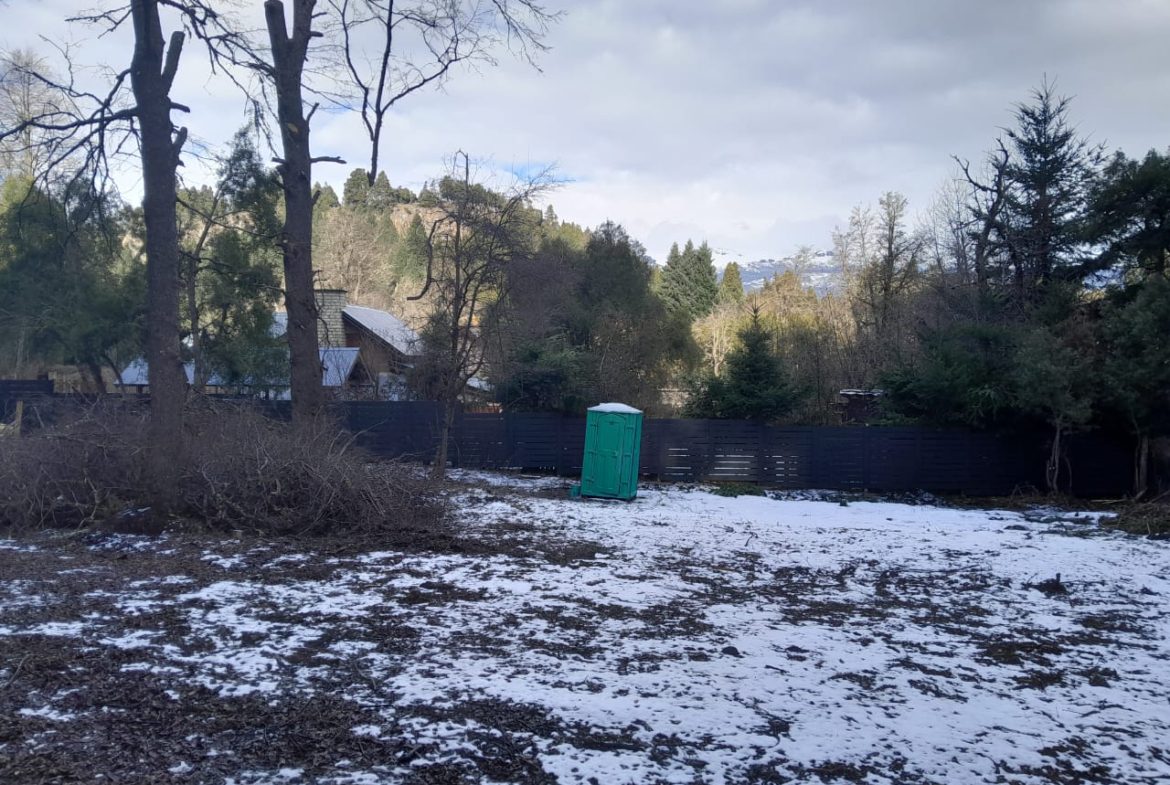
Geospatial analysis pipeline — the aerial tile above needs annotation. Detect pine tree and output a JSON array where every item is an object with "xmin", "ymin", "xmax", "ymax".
[
  {"xmin": 343, "ymin": 168, "xmax": 370, "ymax": 207},
  {"xmin": 1012, "ymin": 325, "xmax": 1095, "ymax": 493},
  {"xmin": 718, "ymin": 261, "xmax": 745, "ymax": 304},
  {"xmin": 1085, "ymin": 149, "xmax": 1170, "ymax": 280},
  {"xmin": 368, "ymin": 170, "xmax": 394, "ymax": 210},
  {"xmin": 687, "ymin": 307, "xmax": 800, "ymax": 421},
  {"xmin": 660, "ymin": 239, "xmax": 718, "ymax": 320},
  {"xmin": 655, "ymin": 242, "xmax": 680, "ymax": 297},
  {"xmin": 1001, "ymin": 82, "xmax": 1099, "ymax": 296},
  {"xmin": 392, "ymin": 214, "xmax": 430, "ymax": 280},
  {"xmin": 314, "ymin": 183, "xmax": 340, "ymax": 210},
  {"xmin": 1099, "ymin": 277, "xmax": 1170, "ymax": 495}
]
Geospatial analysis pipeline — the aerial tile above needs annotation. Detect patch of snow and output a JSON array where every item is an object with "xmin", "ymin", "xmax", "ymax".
[
  {"xmin": 264, "ymin": 554, "xmax": 314, "ymax": 568},
  {"xmin": 588, "ymin": 402, "xmax": 642, "ymax": 414},
  {"xmin": 350, "ymin": 725, "xmax": 382, "ymax": 738},
  {"xmin": 104, "ymin": 630, "xmax": 159, "ymax": 650},
  {"xmin": 203, "ymin": 553, "xmax": 248, "ymax": 570},
  {"xmin": 446, "ymin": 468, "xmax": 567, "ymax": 489},
  {"xmin": 16, "ymin": 621, "xmax": 87, "ymax": 637},
  {"xmin": 129, "ymin": 574, "xmax": 194, "ymax": 587},
  {"xmin": 83, "ymin": 533, "xmax": 159, "ymax": 553},
  {"xmin": 18, "ymin": 707, "xmax": 77, "ymax": 722}
]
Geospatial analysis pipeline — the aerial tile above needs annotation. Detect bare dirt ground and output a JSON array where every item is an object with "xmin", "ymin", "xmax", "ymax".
[{"xmin": 2, "ymin": 474, "xmax": 1168, "ymax": 784}]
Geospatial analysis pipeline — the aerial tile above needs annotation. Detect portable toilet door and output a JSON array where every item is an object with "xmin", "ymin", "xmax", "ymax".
[{"xmin": 581, "ymin": 403, "xmax": 643, "ymax": 500}]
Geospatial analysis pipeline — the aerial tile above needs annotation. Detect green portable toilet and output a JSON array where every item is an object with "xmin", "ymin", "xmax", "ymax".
[{"xmin": 580, "ymin": 403, "xmax": 643, "ymax": 500}]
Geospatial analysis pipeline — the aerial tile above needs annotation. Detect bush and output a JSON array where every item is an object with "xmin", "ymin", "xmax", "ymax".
[{"xmin": 0, "ymin": 399, "xmax": 444, "ymax": 540}]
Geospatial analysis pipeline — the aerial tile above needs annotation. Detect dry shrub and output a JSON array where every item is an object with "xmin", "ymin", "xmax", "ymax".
[
  {"xmin": 0, "ymin": 399, "xmax": 445, "ymax": 540},
  {"xmin": 1105, "ymin": 502, "xmax": 1170, "ymax": 538},
  {"xmin": 0, "ymin": 399, "xmax": 150, "ymax": 530},
  {"xmin": 181, "ymin": 402, "xmax": 441, "ymax": 537}
]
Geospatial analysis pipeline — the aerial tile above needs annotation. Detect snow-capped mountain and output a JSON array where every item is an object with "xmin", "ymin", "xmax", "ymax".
[{"xmin": 723, "ymin": 249, "xmax": 840, "ymax": 296}]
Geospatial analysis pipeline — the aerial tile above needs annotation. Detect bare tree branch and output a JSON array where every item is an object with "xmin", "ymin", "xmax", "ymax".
[{"xmin": 329, "ymin": 0, "xmax": 559, "ymax": 186}]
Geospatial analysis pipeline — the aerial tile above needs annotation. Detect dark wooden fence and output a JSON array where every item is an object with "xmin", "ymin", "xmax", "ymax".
[
  {"xmin": 342, "ymin": 401, "xmax": 1132, "ymax": 497},
  {"xmin": 0, "ymin": 379, "xmax": 54, "ymax": 422},
  {"xmin": 0, "ymin": 384, "xmax": 1133, "ymax": 496}
]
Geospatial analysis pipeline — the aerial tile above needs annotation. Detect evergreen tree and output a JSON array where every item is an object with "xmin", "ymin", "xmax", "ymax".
[
  {"xmin": 176, "ymin": 129, "xmax": 283, "ymax": 391},
  {"xmin": 314, "ymin": 183, "xmax": 340, "ymax": 210},
  {"xmin": 1001, "ymin": 82, "xmax": 1100, "ymax": 297},
  {"xmin": 393, "ymin": 213, "xmax": 429, "ymax": 280},
  {"xmin": 687, "ymin": 307, "xmax": 800, "ymax": 421},
  {"xmin": 655, "ymin": 242, "xmax": 681, "ymax": 296},
  {"xmin": 718, "ymin": 261, "xmax": 745, "ymax": 304},
  {"xmin": 368, "ymin": 170, "xmax": 394, "ymax": 210},
  {"xmin": 881, "ymin": 325, "xmax": 1022, "ymax": 428},
  {"xmin": 1099, "ymin": 277, "xmax": 1170, "ymax": 495},
  {"xmin": 0, "ymin": 176, "xmax": 140, "ymax": 387},
  {"xmin": 343, "ymin": 168, "xmax": 370, "ymax": 207},
  {"xmin": 1012, "ymin": 325, "xmax": 1095, "ymax": 493},
  {"xmin": 1084, "ymin": 148, "xmax": 1170, "ymax": 280},
  {"xmin": 660, "ymin": 239, "xmax": 718, "ymax": 321}
]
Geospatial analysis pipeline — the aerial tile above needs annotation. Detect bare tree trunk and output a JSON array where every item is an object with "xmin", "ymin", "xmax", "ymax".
[
  {"xmin": 131, "ymin": 0, "xmax": 188, "ymax": 500},
  {"xmin": 14, "ymin": 326, "xmax": 27, "ymax": 378},
  {"xmin": 1046, "ymin": 422, "xmax": 1064, "ymax": 495},
  {"xmin": 432, "ymin": 397, "xmax": 457, "ymax": 480},
  {"xmin": 430, "ymin": 305, "xmax": 464, "ymax": 480},
  {"xmin": 85, "ymin": 361, "xmax": 107, "ymax": 394},
  {"xmin": 266, "ymin": 0, "xmax": 324, "ymax": 421},
  {"xmin": 103, "ymin": 353, "xmax": 126, "ymax": 396},
  {"xmin": 1135, "ymin": 433, "xmax": 1150, "ymax": 500}
]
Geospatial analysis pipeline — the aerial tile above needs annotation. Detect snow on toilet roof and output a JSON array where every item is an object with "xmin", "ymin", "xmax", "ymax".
[{"xmin": 589, "ymin": 402, "xmax": 642, "ymax": 414}]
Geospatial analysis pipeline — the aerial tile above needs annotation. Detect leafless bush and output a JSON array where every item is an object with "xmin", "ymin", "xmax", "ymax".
[
  {"xmin": 0, "ymin": 399, "xmax": 445, "ymax": 540},
  {"xmin": 0, "ymin": 399, "xmax": 150, "ymax": 530},
  {"xmin": 1105, "ymin": 502, "xmax": 1170, "ymax": 538},
  {"xmin": 181, "ymin": 402, "xmax": 442, "ymax": 537}
]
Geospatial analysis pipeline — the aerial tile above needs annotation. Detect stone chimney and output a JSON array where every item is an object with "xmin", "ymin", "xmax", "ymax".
[{"xmin": 315, "ymin": 289, "xmax": 348, "ymax": 349}]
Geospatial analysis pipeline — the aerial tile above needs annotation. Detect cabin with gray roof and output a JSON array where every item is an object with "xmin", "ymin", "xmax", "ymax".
[{"xmin": 119, "ymin": 290, "xmax": 421, "ymax": 400}]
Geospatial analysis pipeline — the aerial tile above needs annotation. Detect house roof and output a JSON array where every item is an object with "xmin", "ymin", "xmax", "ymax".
[
  {"xmin": 321, "ymin": 347, "xmax": 360, "ymax": 387},
  {"xmin": 119, "ymin": 359, "xmax": 212, "ymax": 387},
  {"xmin": 272, "ymin": 305, "xmax": 418, "ymax": 356},
  {"xmin": 120, "ymin": 347, "xmax": 360, "ymax": 390},
  {"xmin": 342, "ymin": 305, "xmax": 418, "ymax": 355}
]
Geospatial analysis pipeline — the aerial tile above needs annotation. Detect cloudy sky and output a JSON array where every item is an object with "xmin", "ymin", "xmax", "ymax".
[{"xmin": 7, "ymin": 0, "xmax": 1170, "ymax": 265}]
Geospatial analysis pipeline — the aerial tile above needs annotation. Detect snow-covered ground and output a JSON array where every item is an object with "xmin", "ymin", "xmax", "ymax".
[{"xmin": 2, "ymin": 474, "xmax": 1168, "ymax": 784}]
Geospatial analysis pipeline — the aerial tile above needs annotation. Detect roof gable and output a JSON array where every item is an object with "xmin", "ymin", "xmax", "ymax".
[{"xmin": 342, "ymin": 305, "xmax": 419, "ymax": 355}]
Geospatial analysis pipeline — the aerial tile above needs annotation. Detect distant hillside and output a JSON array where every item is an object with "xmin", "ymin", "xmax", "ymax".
[{"xmin": 723, "ymin": 250, "xmax": 840, "ymax": 296}]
